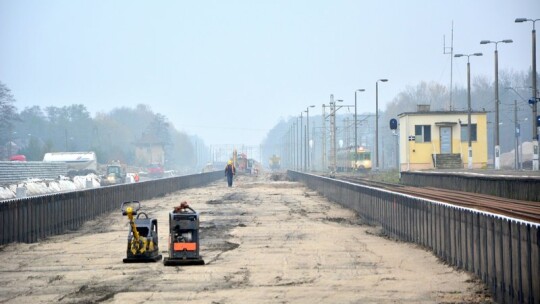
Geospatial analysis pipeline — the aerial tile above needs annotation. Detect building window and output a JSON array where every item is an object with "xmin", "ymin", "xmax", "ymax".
[
  {"xmin": 415, "ymin": 125, "xmax": 431, "ymax": 143},
  {"xmin": 460, "ymin": 124, "xmax": 477, "ymax": 141}
]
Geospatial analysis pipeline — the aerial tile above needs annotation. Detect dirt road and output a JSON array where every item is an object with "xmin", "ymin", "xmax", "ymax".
[{"xmin": 0, "ymin": 173, "xmax": 492, "ymax": 303}]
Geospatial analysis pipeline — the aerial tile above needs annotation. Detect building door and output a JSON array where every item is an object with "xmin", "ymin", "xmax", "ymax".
[{"xmin": 440, "ymin": 127, "xmax": 452, "ymax": 154}]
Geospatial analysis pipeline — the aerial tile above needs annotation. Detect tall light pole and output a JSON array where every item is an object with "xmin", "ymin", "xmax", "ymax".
[
  {"xmin": 354, "ymin": 89, "xmax": 366, "ymax": 170},
  {"xmin": 480, "ymin": 39, "xmax": 513, "ymax": 170},
  {"xmin": 305, "ymin": 105, "xmax": 315, "ymax": 171},
  {"xmin": 455, "ymin": 52, "xmax": 483, "ymax": 169},
  {"xmin": 296, "ymin": 120, "xmax": 299, "ymax": 170},
  {"xmin": 300, "ymin": 112, "xmax": 304, "ymax": 171},
  {"xmin": 515, "ymin": 17, "xmax": 539, "ymax": 170},
  {"xmin": 375, "ymin": 79, "xmax": 388, "ymax": 170},
  {"xmin": 296, "ymin": 118, "xmax": 300, "ymax": 170},
  {"xmin": 321, "ymin": 104, "xmax": 326, "ymax": 172}
]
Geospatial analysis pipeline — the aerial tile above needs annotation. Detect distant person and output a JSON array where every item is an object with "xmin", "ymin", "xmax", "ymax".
[{"xmin": 224, "ymin": 160, "xmax": 236, "ymax": 187}]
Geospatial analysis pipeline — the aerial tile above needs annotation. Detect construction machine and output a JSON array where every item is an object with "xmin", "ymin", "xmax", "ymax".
[
  {"xmin": 101, "ymin": 161, "xmax": 127, "ymax": 186},
  {"xmin": 121, "ymin": 201, "xmax": 162, "ymax": 263},
  {"xmin": 269, "ymin": 154, "xmax": 281, "ymax": 170},
  {"xmin": 164, "ymin": 202, "xmax": 205, "ymax": 266}
]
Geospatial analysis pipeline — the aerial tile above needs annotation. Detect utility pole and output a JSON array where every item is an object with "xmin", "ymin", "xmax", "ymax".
[
  {"xmin": 296, "ymin": 120, "xmax": 299, "ymax": 170},
  {"xmin": 382, "ymin": 133, "xmax": 385, "ymax": 169},
  {"xmin": 455, "ymin": 53, "xmax": 482, "ymax": 169},
  {"xmin": 330, "ymin": 95, "xmax": 337, "ymax": 173},
  {"xmin": 345, "ymin": 117, "xmax": 350, "ymax": 151},
  {"xmin": 305, "ymin": 105, "xmax": 314, "ymax": 171},
  {"xmin": 304, "ymin": 124, "xmax": 307, "ymax": 171},
  {"xmin": 322, "ymin": 104, "xmax": 326, "ymax": 172},
  {"xmin": 480, "ymin": 38, "xmax": 513, "ymax": 170},
  {"xmin": 515, "ymin": 100, "xmax": 519, "ymax": 170},
  {"xmin": 354, "ymin": 89, "xmax": 366, "ymax": 170},
  {"xmin": 444, "ymin": 21, "xmax": 454, "ymax": 111},
  {"xmin": 515, "ymin": 17, "xmax": 539, "ymax": 170},
  {"xmin": 300, "ymin": 112, "xmax": 304, "ymax": 171}
]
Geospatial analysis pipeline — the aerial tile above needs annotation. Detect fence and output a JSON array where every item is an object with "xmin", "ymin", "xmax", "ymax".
[
  {"xmin": 288, "ymin": 170, "xmax": 539, "ymax": 304},
  {"xmin": 0, "ymin": 171, "xmax": 223, "ymax": 246}
]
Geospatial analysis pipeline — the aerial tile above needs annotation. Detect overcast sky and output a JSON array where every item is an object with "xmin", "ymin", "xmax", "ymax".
[{"xmin": 1, "ymin": 0, "xmax": 539, "ymax": 146}]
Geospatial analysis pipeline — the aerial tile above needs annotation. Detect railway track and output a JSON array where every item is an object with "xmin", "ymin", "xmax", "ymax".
[{"xmin": 335, "ymin": 175, "xmax": 540, "ymax": 223}]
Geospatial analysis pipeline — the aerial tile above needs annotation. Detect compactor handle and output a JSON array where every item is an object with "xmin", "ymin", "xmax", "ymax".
[
  {"xmin": 121, "ymin": 200, "xmax": 140, "ymax": 216},
  {"xmin": 136, "ymin": 212, "xmax": 149, "ymax": 219},
  {"xmin": 173, "ymin": 201, "xmax": 196, "ymax": 214}
]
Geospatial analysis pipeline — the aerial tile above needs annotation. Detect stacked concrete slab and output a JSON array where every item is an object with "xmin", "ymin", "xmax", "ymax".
[{"xmin": 0, "ymin": 161, "xmax": 68, "ymax": 184}]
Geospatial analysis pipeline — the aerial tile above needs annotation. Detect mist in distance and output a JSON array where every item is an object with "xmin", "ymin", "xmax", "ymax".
[{"xmin": 1, "ymin": 0, "xmax": 538, "ymax": 148}]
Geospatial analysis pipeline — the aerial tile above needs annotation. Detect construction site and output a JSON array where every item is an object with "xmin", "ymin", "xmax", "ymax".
[{"xmin": 0, "ymin": 173, "xmax": 492, "ymax": 303}]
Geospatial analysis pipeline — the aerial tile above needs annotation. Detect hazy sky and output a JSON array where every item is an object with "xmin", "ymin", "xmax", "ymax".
[{"xmin": 1, "ymin": 0, "xmax": 539, "ymax": 146}]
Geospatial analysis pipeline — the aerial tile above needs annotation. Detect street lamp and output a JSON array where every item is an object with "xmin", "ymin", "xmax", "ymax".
[
  {"xmin": 375, "ymin": 79, "xmax": 388, "ymax": 170},
  {"xmin": 455, "ymin": 52, "xmax": 483, "ymax": 169},
  {"xmin": 480, "ymin": 39, "xmax": 513, "ymax": 169},
  {"xmin": 300, "ymin": 112, "xmax": 304, "ymax": 171},
  {"xmin": 294, "ymin": 117, "xmax": 300, "ymax": 170},
  {"xmin": 515, "ymin": 17, "xmax": 540, "ymax": 170},
  {"xmin": 354, "ymin": 89, "xmax": 366, "ymax": 170},
  {"xmin": 305, "ymin": 105, "xmax": 315, "ymax": 171}
]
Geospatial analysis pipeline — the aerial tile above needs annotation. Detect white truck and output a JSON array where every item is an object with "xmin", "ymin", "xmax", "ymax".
[{"xmin": 43, "ymin": 151, "xmax": 98, "ymax": 176}]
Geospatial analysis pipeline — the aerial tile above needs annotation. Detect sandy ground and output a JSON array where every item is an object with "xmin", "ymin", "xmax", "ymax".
[{"xmin": 0, "ymin": 173, "xmax": 492, "ymax": 303}]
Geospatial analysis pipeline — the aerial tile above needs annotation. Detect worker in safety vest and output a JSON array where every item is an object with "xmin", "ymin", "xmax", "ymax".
[{"xmin": 224, "ymin": 160, "xmax": 236, "ymax": 187}]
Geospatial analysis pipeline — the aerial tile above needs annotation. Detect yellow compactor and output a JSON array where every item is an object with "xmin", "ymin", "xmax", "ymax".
[{"xmin": 121, "ymin": 201, "xmax": 162, "ymax": 263}]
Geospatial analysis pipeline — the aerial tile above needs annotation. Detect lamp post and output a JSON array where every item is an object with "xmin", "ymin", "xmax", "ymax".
[
  {"xmin": 305, "ymin": 105, "xmax": 315, "ymax": 171},
  {"xmin": 354, "ymin": 89, "xmax": 366, "ymax": 170},
  {"xmin": 321, "ymin": 104, "xmax": 326, "ymax": 172},
  {"xmin": 375, "ymin": 79, "xmax": 388, "ymax": 170},
  {"xmin": 515, "ymin": 17, "xmax": 540, "ymax": 170},
  {"xmin": 455, "ymin": 52, "xmax": 483, "ymax": 169},
  {"xmin": 296, "ymin": 118, "xmax": 300, "ymax": 170},
  {"xmin": 480, "ymin": 39, "xmax": 513, "ymax": 170},
  {"xmin": 292, "ymin": 121, "xmax": 297, "ymax": 170},
  {"xmin": 300, "ymin": 112, "xmax": 304, "ymax": 171}
]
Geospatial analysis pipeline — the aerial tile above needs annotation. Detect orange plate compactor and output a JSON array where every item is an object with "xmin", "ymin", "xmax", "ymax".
[{"xmin": 163, "ymin": 202, "xmax": 205, "ymax": 266}]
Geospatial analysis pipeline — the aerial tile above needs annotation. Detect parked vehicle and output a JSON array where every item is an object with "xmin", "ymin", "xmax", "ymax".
[
  {"xmin": 9, "ymin": 154, "xmax": 26, "ymax": 161},
  {"xmin": 147, "ymin": 163, "xmax": 164, "ymax": 178},
  {"xmin": 43, "ymin": 151, "xmax": 97, "ymax": 176}
]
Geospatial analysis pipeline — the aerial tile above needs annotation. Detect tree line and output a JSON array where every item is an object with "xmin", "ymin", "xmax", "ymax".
[{"xmin": 0, "ymin": 81, "xmax": 204, "ymax": 172}]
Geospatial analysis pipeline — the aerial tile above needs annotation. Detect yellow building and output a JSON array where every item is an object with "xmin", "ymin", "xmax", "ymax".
[{"xmin": 398, "ymin": 108, "xmax": 488, "ymax": 171}]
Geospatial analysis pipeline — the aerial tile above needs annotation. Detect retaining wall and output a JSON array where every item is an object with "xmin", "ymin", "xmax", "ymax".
[
  {"xmin": 401, "ymin": 171, "xmax": 540, "ymax": 202},
  {"xmin": 288, "ymin": 170, "xmax": 539, "ymax": 304},
  {"xmin": 0, "ymin": 171, "xmax": 223, "ymax": 246}
]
